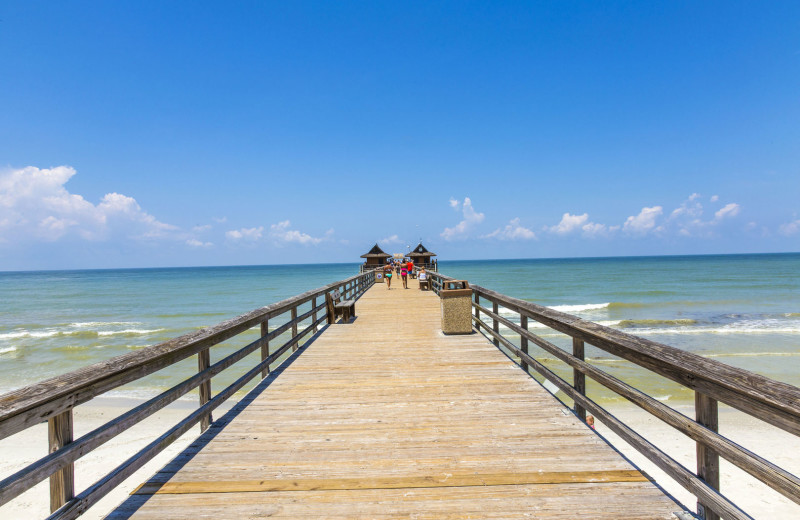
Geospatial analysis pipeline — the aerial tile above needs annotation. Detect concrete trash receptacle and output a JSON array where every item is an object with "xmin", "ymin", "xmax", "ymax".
[
  {"xmin": 375, "ymin": 271, "xmax": 385, "ymax": 283},
  {"xmin": 440, "ymin": 280, "xmax": 473, "ymax": 334}
]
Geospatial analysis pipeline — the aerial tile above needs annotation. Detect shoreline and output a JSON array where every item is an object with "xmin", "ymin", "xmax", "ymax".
[{"xmin": 1, "ymin": 398, "xmax": 797, "ymax": 519}]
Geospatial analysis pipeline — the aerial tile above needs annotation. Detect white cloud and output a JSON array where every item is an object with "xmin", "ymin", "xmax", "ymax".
[
  {"xmin": 212, "ymin": 216, "xmax": 227, "ymax": 223},
  {"xmin": 193, "ymin": 224, "xmax": 212, "ymax": 232},
  {"xmin": 269, "ymin": 220, "xmax": 322, "ymax": 245},
  {"xmin": 441, "ymin": 197, "xmax": 485, "ymax": 240},
  {"xmin": 547, "ymin": 213, "xmax": 588, "ymax": 235},
  {"xmin": 226, "ymin": 226, "xmax": 264, "ymax": 241},
  {"xmin": 582, "ymin": 222, "xmax": 619, "ymax": 238},
  {"xmin": 484, "ymin": 218, "xmax": 536, "ymax": 240},
  {"xmin": 380, "ymin": 234, "xmax": 402, "ymax": 244},
  {"xmin": 710, "ymin": 195, "xmax": 719, "ymax": 203},
  {"xmin": 623, "ymin": 206, "xmax": 663, "ymax": 234},
  {"xmin": 779, "ymin": 219, "xmax": 800, "ymax": 236},
  {"xmin": 0, "ymin": 165, "xmax": 177, "ymax": 242},
  {"xmin": 186, "ymin": 238, "xmax": 213, "ymax": 248},
  {"xmin": 688, "ymin": 193, "xmax": 701, "ymax": 201},
  {"xmin": 714, "ymin": 203, "xmax": 740, "ymax": 220}
]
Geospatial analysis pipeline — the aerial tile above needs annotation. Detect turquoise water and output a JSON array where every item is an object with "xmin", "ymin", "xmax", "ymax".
[{"xmin": 1, "ymin": 254, "xmax": 798, "ymax": 404}]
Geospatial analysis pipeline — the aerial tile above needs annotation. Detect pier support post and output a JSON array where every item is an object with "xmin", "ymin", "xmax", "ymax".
[
  {"xmin": 695, "ymin": 392, "xmax": 720, "ymax": 520},
  {"xmin": 474, "ymin": 294, "xmax": 480, "ymax": 324},
  {"xmin": 520, "ymin": 315, "xmax": 529, "ymax": 374},
  {"xmin": 291, "ymin": 307, "xmax": 299, "ymax": 352},
  {"xmin": 492, "ymin": 301, "xmax": 499, "ymax": 347},
  {"xmin": 573, "ymin": 338, "xmax": 586, "ymax": 422},
  {"xmin": 48, "ymin": 409, "xmax": 74, "ymax": 513},
  {"xmin": 198, "ymin": 348, "xmax": 212, "ymax": 432},
  {"xmin": 261, "ymin": 319, "xmax": 270, "ymax": 377},
  {"xmin": 312, "ymin": 298, "xmax": 318, "ymax": 332}
]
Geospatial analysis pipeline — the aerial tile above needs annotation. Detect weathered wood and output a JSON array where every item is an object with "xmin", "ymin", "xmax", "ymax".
[
  {"xmin": 492, "ymin": 301, "xmax": 499, "ymax": 347},
  {"xmin": 473, "ymin": 319, "xmax": 753, "ymax": 520},
  {"xmin": 48, "ymin": 316, "xmax": 326, "ymax": 520},
  {"xmin": 48, "ymin": 410, "xmax": 74, "ymax": 513},
  {"xmin": 133, "ymin": 469, "xmax": 649, "ymax": 494},
  {"xmin": 520, "ymin": 315, "xmax": 528, "ymax": 374},
  {"xmin": 311, "ymin": 297, "xmax": 318, "ymax": 332},
  {"xmin": 290, "ymin": 307, "xmax": 298, "ymax": 352},
  {"xmin": 573, "ymin": 338, "xmax": 586, "ymax": 422},
  {"xmin": 696, "ymin": 392, "xmax": 720, "ymax": 520},
  {"xmin": 473, "ymin": 301, "xmax": 800, "ymax": 506},
  {"xmin": 110, "ymin": 280, "xmax": 678, "ymax": 519},
  {"xmin": 0, "ymin": 272, "xmax": 372, "ymax": 441},
  {"xmin": 471, "ymin": 284, "xmax": 800, "ymax": 437},
  {"xmin": 260, "ymin": 319, "xmax": 270, "ymax": 378},
  {"xmin": 198, "ymin": 349, "xmax": 212, "ymax": 432}
]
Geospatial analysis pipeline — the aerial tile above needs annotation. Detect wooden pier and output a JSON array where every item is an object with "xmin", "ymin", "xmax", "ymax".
[
  {"xmin": 1, "ymin": 269, "xmax": 799, "ymax": 519},
  {"xmin": 110, "ymin": 278, "xmax": 679, "ymax": 518}
]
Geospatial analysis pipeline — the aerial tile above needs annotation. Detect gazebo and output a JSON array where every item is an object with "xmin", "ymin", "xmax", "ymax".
[
  {"xmin": 407, "ymin": 243, "xmax": 437, "ymax": 271},
  {"xmin": 359, "ymin": 243, "xmax": 391, "ymax": 271}
]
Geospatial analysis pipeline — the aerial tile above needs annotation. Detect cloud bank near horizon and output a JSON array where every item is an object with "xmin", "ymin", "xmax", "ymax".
[{"xmin": 0, "ymin": 166, "xmax": 795, "ymax": 269}]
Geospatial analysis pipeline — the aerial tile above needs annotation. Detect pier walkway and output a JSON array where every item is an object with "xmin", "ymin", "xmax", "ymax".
[{"xmin": 109, "ymin": 278, "xmax": 681, "ymax": 518}]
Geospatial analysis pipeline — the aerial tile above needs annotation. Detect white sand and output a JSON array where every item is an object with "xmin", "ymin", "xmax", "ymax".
[{"xmin": 1, "ymin": 398, "xmax": 797, "ymax": 519}]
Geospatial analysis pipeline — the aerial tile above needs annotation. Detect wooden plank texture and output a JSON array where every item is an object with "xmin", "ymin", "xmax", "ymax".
[{"xmin": 108, "ymin": 277, "xmax": 682, "ymax": 519}]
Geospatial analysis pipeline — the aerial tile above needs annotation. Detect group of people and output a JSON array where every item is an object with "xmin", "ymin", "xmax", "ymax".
[{"xmin": 382, "ymin": 259, "xmax": 427, "ymax": 290}]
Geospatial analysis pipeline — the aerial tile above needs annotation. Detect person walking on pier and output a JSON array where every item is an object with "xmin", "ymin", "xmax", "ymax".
[
  {"xmin": 400, "ymin": 261, "xmax": 409, "ymax": 289},
  {"xmin": 383, "ymin": 262, "xmax": 393, "ymax": 289}
]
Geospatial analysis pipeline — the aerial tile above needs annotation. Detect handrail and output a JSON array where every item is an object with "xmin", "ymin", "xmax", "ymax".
[
  {"xmin": 0, "ymin": 270, "xmax": 375, "ymax": 518},
  {"xmin": 425, "ymin": 269, "xmax": 800, "ymax": 520}
]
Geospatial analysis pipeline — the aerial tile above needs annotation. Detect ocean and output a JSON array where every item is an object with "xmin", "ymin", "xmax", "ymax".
[{"xmin": 1, "ymin": 254, "xmax": 798, "ymax": 405}]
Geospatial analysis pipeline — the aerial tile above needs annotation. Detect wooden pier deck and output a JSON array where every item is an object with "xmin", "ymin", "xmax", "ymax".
[{"xmin": 108, "ymin": 278, "xmax": 682, "ymax": 519}]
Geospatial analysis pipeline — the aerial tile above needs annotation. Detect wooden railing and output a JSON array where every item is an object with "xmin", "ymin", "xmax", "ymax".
[
  {"xmin": 0, "ymin": 271, "xmax": 375, "ymax": 520},
  {"xmin": 427, "ymin": 270, "xmax": 800, "ymax": 520}
]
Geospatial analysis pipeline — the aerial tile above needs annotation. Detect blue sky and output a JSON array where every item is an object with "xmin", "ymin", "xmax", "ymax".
[{"xmin": 1, "ymin": 1, "xmax": 798, "ymax": 270}]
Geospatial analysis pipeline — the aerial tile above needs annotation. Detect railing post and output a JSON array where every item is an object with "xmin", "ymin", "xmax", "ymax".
[
  {"xmin": 474, "ymin": 293, "xmax": 480, "ymax": 324},
  {"xmin": 492, "ymin": 301, "xmax": 499, "ymax": 347},
  {"xmin": 48, "ymin": 409, "xmax": 74, "ymax": 513},
  {"xmin": 261, "ymin": 318, "xmax": 270, "ymax": 378},
  {"xmin": 696, "ymin": 391, "xmax": 720, "ymax": 520},
  {"xmin": 520, "ymin": 315, "xmax": 529, "ymax": 374},
  {"xmin": 198, "ymin": 348, "xmax": 212, "ymax": 432},
  {"xmin": 291, "ymin": 306, "xmax": 299, "ymax": 352},
  {"xmin": 312, "ymin": 297, "xmax": 319, "ymax": 332},
  {"xmin": 572, "ymin": 338, "xmax": 586, "ymax": 421}
]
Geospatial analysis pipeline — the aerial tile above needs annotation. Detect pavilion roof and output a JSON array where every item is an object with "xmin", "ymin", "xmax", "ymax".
[
  {"xmin": 360, "ymin": 243, "xmax": 392, "ymax": 259},
  {"xmin": 407, "ymin": 243, "xmax": 436, "ymax": 258}
]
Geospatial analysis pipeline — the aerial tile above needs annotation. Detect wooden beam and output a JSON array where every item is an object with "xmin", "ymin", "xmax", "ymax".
[
  {"xmin": 133, "ymin": 469, "xmax": 650, "ymax": 495},
  {"xmin": 48, "ymin": 410, "xmax": 74, "ymax": 513},
  {"xmin": 573, "ymin": 338, "xmax": 586, "ymax": 422},
  {"xmin": 198, "ymin": 349, "xmax": 212, "ymax": 432},
  {"xmin": 696, "ymin": 392, "xmax": 720, "ymax": 520},
  {"xmin": 260, "ymin": 319, "xmax": 270, "ymax": 379}
]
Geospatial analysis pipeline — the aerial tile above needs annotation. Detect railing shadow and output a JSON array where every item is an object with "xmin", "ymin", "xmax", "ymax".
[{"xmin": 106, "ymin": 325, "xmax": 328, "ymax": 519}]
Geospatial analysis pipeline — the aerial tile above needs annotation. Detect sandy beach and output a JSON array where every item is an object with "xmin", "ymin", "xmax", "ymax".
[{"xmin": 1, "ymin": 396, "xmax": 797, "ymax": 519}]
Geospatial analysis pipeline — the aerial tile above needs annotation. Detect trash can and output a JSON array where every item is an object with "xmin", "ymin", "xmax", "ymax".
[
  {"xmin": 440, "ymin": 280, "xmax": 473, "ymax": 334},
  {"xmin": 375, "ymin": 270, "xmax": 385, "ymax": 283}
]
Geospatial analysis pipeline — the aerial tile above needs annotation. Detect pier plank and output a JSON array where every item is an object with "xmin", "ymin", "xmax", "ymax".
[{"xmin": 108, "ymin": 278, "xmax": 682, "ymax": 519}]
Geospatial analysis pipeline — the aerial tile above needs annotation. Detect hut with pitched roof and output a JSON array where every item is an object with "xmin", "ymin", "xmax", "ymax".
[
  {"xmin": 359, "ymin": 243, "xmax": 392, "ymax": 271},
  {"xmin": 407, "ymin": 242, "xmax": 437, "ymax": 271}
]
